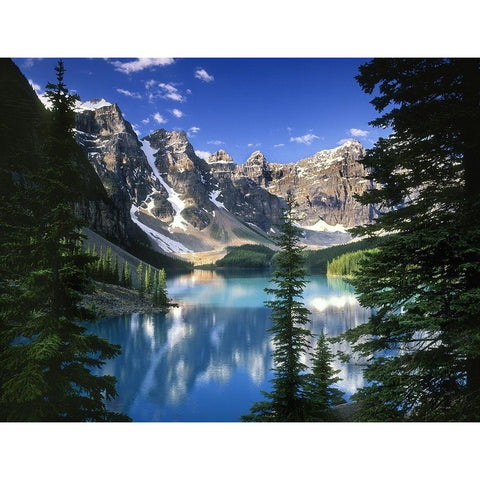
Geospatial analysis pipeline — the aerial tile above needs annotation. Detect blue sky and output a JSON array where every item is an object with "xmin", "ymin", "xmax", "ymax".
[{"xmin": 15, "ymin": 57, "xmax": 386, "ymax": 164}]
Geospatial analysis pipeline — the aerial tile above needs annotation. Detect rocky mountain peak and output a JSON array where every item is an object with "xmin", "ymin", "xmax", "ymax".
[
  {"xmin": 241, "ymin": 150, "xmax": 272, "ymax": 187},
  {"xmin": 144, "ymin": 129, "xmax": 198, "ymax": 163},
  {"xmin": 295, "ymin": 139, "xmax": 366, "ymax": 172},
  {"xmin": 336, "ymin": 139, "xmax": 363, "ymax": 150},
  {"xmin": 207, "ymin": 150, "xmax": 234, "ymax": 164},
  {"xmin": 245, "ymin": 150, "xmax": 269, "ymax": 166},
  {"xmin": 74, "ymin": 98, "xmax": 113, "ymax": 112}
]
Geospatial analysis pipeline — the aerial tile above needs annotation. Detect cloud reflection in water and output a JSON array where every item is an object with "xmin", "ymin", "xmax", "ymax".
[{"xmin": 89, "ymin": 272, "xmax": 371, "ymax": 421}]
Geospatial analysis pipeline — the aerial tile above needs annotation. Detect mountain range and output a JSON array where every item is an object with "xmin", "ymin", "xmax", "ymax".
[
  {"xmin": 2, "ymin": 59, "xmax": 375, "ymax": 267},
  {"xmin": 72, "ymin": 97, "xmax": 375, "ymax": 263}
]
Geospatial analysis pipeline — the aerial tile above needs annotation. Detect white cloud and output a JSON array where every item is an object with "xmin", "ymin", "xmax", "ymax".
[
  {"xmin": 153, "ymin": 113, "xmax": 167, "ymax": 124},
  {"xmin": 207, "ymin": 140, "xmax": 224, "ymax": 145},
  {"xmin": 195, "ymin": 150, "xmax": 211, "ymax": 160},
  {"xmin": 349, "ymin": 128, "xmax": 369, "ymax": 137},
  {"xmin": 109, "ymin": 58, "xmax": 174, "ymax": 74},
  {"xmin": 187, "ymin": 126, "xmax": 200, "ymax": 137},
  {"xmin": 23, "ymin": 58, "xmax": 42, "ymax": 69},
  {"xmin": 165, "ymin": 92, "xmax": 184, "ymax": 102},
  {"xmin": 248, "ymin": 143, "xmax": 261, "ymax": 147},
  {"xmin": 290, "ymin": 133, "xmax": 319, "ymax": 145},
  {"xmin": 116, "ymin": 88, "xmax": 142, "ymax": 99},
  {"xmin": 195, "ymin": 68, "xmax": 214, "ymax": 83},
  {"xmin": 145, "ymin": 79, "xmax": 157, "ymax": 89},
  {"xmin": 28, "ymin": 79, "xmax": 41, "ymax": 93},
  {"xmin": 147, "ymin": 83, "xmax": 186, "ymax": 102},
  {"xmin": 171, "ymin": 108, "xmax": 183, "ymax": 118},
  {"xmin": 141, "ymin": 118, "xmax": 150, "ymax": 124},
  {"xmin": 274, "ymin": 143, "xmax": 285, "ymax": 148},
  {"xmin": 159, "ymin": 83, "xmax": 178, "ymax": 94}
]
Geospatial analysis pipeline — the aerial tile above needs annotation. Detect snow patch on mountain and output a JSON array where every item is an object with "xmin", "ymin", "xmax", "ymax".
[
  {"xmin": 209, "ymin": 190, "xmax": 227, "ymax": 210},
  {"xmin": 299, "ymin": 219, "xmax": 347, "ymax": 233},
  {"xmin": 140, "ymin": 139, "xmax": 190, "ymax": 231},
  {"xmin": 130, "ymin": 204, "xmax": 192, "ymax": 253},
  {"xmin": 75, "ymin": 99, "xmax": 112, "ymax": 112}
]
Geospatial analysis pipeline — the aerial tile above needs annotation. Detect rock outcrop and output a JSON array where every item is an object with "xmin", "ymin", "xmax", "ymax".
[
  {"xmin": 261, "ymin": 140, "xmax": 373, "ymax": 228},
  {"xmin": 206, "ymin": 140, "xmax": 374, "ymax": 231},
  {"xmin": 74, "ymin": 101, "xmax": 158, "ymax": 210}
]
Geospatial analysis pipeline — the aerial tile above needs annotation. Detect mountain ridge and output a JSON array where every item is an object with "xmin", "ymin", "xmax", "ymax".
[{"xmin": 71, "ymin": 100, "xmax": 372, "ymax": 259}]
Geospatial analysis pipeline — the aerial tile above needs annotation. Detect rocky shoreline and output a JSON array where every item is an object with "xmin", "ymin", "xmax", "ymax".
[{"xmin": 81, "ymin": 281, "xmax": 171, "ymax": 318}]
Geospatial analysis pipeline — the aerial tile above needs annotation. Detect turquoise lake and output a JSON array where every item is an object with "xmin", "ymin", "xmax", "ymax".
[{"xmin": 89, "ymin": 270, "xmax": 371, "ymax": 421}]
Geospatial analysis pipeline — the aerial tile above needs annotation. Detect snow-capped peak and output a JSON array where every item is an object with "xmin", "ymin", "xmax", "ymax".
[
  {"xmin": 335, "ymin": 139, "xmax": 362, "ymax": 150},
  {"xmin": 74, "ymin": 98, "xmax": 112, "ymax": 112}
]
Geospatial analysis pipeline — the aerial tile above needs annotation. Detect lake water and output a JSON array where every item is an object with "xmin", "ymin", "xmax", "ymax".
[{"xmin": 89, "ymin": 270, "xmax": 371, "ymax": 422}]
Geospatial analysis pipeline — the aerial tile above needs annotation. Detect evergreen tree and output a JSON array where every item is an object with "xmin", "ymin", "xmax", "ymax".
[
  {"xmin": 113, "ymin": 255, "xmax": 119, "ymax": 285},
  {"xmin": 0, "ymin": 60, "xmax": 129, "ymax": 421},
  {"xmin": 97, "ymin": 246, "xmax": 105, "ymax": 281},
  {"xmin": 105, "ymin": 247, "xmax": 113, "ymax": 283},
  {"xmin": 152, "ymin": 268, "xmax": 168, "ymax": 307},
  {"xmin": 152, "ymin": 270, "xmax": 158, "ymax": 303},
  {"xmin": 342, "ymin": 59, "xmax": 480, "ymax": 421},
  {"xmin": 120, "ymin": 261, "xmax": 128, "ymax": 287},
  {"xmin": 158, "ymin": 269, "xmax": 168, "ymax": 306},
  {"xmin": 304, "ymin": 333, "xmax": 344, "ymax": 421},
  {"xmin": 125, "ymin": 263, "xmax": 132, "ymax": 288},
  {"xmin": 144, "ymin": 263, "xmax": 152, "ymax": 294},
  {"xmin": 242, "ymin": 193, "xmax": 312, "ymax": 421},
  {"xmin": 137, "ymin": 262, "xmax": 145, "ymax": 298}
]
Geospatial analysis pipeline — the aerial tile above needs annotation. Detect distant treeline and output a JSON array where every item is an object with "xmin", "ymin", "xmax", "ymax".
[
  {"xmin": 212, "ymin": 237, "xmax": 388, "ymax": 271},
  {"xmin": 303, "ymin": 236, "xmax": 388, "ymax": 273},
  {"xmin": 216, "ymin": 244, "xmax": 275, "ymax": 269},
  {"xmin": 86, "ymin": 245, "xmax": 168, "ymax": 307},
  {"xmin": 326, "ymin": 249, "xmax": 377, "ymax": 278},
  {"xmin": 86, "ymin": 245, "xmax": 133, "ymax": 287}
]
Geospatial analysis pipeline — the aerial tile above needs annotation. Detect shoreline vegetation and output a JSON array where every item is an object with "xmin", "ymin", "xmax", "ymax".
[
  {"xmin": 87, "ymin": 239, "xmax": 379, "ymax": 318},
  {"xmin": 195, "ymin": 238, "xmax": 387, "ymax": 275},
  {"xmin": 326, "ymin": 249, "xmax": 376, "ymax": 279},
  {"xmin": 81, "ymin": 281, "xmax": 175, "ymax": 317}
]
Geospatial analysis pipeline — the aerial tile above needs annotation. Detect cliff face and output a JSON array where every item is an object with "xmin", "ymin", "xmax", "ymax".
[
  {"xmin": 207, "ymin": 150, "xmax": 285, "ymax": 232},
  {"xmin": 4, "ymin": 56, "xmax": 378, "ymax": 259},
  {"xmin": 142, "ymin": 130, "xmax": 214, "ymax": 230},
  {"xmin": 0, "ymin": 59, "xmax": 132, "ymax": 246},
  {"xmin": 74, "ymin": 101, "xmax": 158, "ymax": 211},
  {"xmin": 206, "ymin": 140, "xmax": 374, "ymax": 231},
  {"xmin": 263, "ymin": 140, "xmax": 373, "ymax": 228}
]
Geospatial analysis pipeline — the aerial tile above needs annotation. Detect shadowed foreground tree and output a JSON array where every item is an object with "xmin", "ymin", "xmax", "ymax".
[
  {"xmin": 0, "ymin": 60, "xmax": 129, "ymax": 421},
  {"xmin": 342, "ymin": 58, "xmax": 480, "ymax": 421},
  {"xmin": 242, "ymin": 193, "xmax": 313, "ymax": 421},
  {"xmin": 304, "ymin": 333, "xmax": 345, "ymax": 421}
]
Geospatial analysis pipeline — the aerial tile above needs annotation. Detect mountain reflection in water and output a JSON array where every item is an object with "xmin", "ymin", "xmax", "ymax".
[{"xmin": 89, "ymin": 270, "xmax": 372, "ymax": 421}]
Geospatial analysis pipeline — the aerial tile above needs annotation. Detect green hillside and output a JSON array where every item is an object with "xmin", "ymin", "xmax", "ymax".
[
  {"xmin": 216, "ymin": 244, "xmax": 275, "ymax": 269},
  {"xmin": 303, "ymin": 236, "xmax": 388, "ymax": 272}
]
